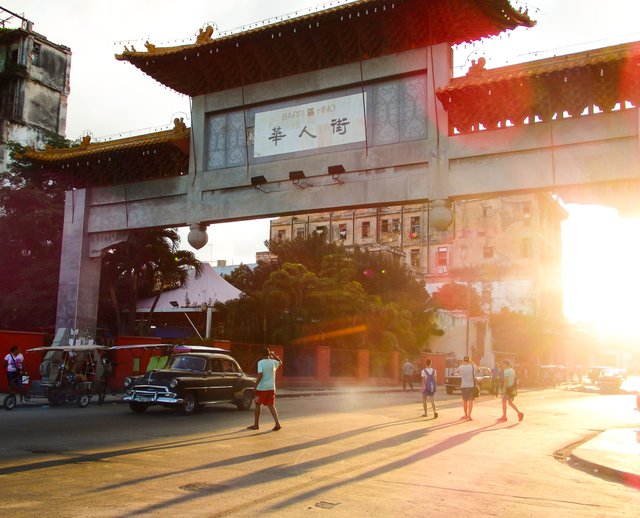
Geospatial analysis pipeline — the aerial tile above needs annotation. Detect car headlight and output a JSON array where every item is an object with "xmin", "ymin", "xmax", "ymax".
[
  {"xmin": 169, "ymin": 379, "xmax": 178, "ymax": 388},
  {"xmin": 124, "ymin": 377, "xmax": 132, "ymax": 388}
]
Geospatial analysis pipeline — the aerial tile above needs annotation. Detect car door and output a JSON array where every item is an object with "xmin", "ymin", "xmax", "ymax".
[{"xmin": 207, "ymin": 358, "xmax": 229, "ymax": 402}]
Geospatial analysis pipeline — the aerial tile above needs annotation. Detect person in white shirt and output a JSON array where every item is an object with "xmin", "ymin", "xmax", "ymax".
[
  {"xmin": 247, "ymin": 347, "xmax": 282, "ymax": 431},
  {"xmin": 3, "ymin": 345, "xmax": 24, "ymax": 389},
  {"xmin": 459, "ymin": 356, "xmax": 475, "ymax": 420}
]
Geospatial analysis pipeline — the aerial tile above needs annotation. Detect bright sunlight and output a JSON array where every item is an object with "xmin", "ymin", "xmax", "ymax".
[{"xmin": 562, "ymin": 204, "xmax": 640, "ymax": 341}]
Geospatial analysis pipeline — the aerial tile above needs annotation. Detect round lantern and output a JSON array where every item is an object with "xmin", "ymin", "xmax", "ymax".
[
  {"xmin": 188, "ymin": 223, "xmax": 209, "ymax": 249},
  {"xmin": 429, "ymin": 199, "xmax": 454, "ymax": 231}
]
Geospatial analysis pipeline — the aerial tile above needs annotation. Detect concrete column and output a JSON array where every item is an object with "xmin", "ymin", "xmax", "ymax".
[
  {"xmin": 391, "ymin": 350, "xmax": 400, "ymax": 384},
  {"xmin": 55, "ymin": 189, "xmax": 102, "ymax": 341},
  {"xmin": 357, "ymin": 349, "xmax": 369, "ymax": 383},
  {"xmin": 316, "ymin": 345, "xmax": 331, "ymax": 383}
]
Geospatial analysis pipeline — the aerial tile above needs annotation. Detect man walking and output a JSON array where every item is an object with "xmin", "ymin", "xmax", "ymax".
[
  {"xmin": 402, "ymin": 358, "xmax": 415, "ymax": 391},
  {"xmin": 497, "ymin": 360, "xmax": 524, "ymax": 422},
  {"xmin": 459, "ymin": 356, "xmax": 475, "ymax": 420},
  {"xmin": 248, "ymin": 347, "xmax": 282, "ymax": 431}
]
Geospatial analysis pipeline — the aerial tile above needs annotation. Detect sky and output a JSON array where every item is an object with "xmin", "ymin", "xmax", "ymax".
[{"xmin": 6, "ymin": 0, "xmax": 640, "ymax": 336}]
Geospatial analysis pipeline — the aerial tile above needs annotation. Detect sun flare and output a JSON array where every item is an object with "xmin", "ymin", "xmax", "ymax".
[{"xmin": 563, "ymin": 204, "xmax": 640, "ymax": 341}]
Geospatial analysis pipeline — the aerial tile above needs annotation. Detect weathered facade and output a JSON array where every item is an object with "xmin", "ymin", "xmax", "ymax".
[
  {"xmin": 270, "ymin": 192, "xmax": 566, "ymax": 319},
  {"xmin": 0, "ymin": 10, "xmax": 71, "ymax": 170}
]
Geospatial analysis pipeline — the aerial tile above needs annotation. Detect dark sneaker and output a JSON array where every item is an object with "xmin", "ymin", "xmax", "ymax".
[{"xmin": 434, "ymin": 412, "xmax": 438, "ymax": 419}]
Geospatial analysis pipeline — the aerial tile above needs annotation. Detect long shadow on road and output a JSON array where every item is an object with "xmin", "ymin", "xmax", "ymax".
[{"xmin": 121, "ymin": 419, "xmax": 502, "ymax": 517}]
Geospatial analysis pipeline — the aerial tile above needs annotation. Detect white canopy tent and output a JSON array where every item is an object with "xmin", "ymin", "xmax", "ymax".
[{"xmin": 136, "ymin": 264, "xmax": 243, "ymax": 338}]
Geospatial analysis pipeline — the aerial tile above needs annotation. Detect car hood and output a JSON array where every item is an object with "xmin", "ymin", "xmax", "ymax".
[{"xmin": 138, "ymin": 369, "xmax": 199, "ymax": 384}]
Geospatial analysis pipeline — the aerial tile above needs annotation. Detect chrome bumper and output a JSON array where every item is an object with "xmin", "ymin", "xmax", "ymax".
[{"xmin": 124, "ymin": 388, "xmax": 182, "ymax": 404}]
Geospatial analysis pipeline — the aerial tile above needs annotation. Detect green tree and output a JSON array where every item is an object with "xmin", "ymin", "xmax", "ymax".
[
  {"xmin": 0, "ymin": 137, "xmax": 73, "ymax": 330},
  {"xmin": 99, "ymin": 228, "xmax": 203, "ymax": 335},
  {"xmin": 221, "ymin": 235, "xmax": 437, "ymax": 354}
]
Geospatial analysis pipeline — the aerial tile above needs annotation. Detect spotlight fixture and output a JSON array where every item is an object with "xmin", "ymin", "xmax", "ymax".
[
  {"xmin": 170, "ymin": 301, "xmax": 179, "ymax": 308},
  {"xmin": 250, "ymin": 175, "xmax": 268, "ymax": 192},
  {"xmin": 289, "ymin": 170, "xmax": 310, "ymax": 188},
  {"xmin": 328, "ymin": 164, "xmax": 345, "ymax": 183}
]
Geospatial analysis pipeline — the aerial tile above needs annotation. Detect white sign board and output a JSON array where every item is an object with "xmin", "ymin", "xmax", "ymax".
[{"xmin": 254, "ymin": 93, "xmax": 366, "ymax": 158}]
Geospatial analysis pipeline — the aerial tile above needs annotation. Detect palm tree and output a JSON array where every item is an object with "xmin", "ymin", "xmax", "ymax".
[{"xmin": 101, "ymin": 228, "xmax": 203, "ymax": 335}]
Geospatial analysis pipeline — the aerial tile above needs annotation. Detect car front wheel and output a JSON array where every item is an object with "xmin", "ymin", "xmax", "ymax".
[
  {"xmin": 181, "ymin": 392, "xmax": 198, "ymax": 415},
  {"xmin": 236, "ymin": 389, "xmax": 253, "ymax": 410}
]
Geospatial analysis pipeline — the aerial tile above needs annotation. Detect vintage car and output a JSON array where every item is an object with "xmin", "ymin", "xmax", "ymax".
[
  {"xmin": 596, "ymin": 368, "xmax": 627, "ymax": 392},
  {"xmin": 122, "ymin": 351, "xmax": 256, "ymax": 415},
  {"xmin": 445, "ymin": 362, "xmax": 492, "ymax": 395}
]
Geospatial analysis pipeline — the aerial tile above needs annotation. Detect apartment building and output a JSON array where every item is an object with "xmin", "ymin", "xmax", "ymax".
[
  {"xmin": 0, "ymin": 8, "xmax": 71, "ymax": 170},
  {"xmin": 269, "ymin": 193, "xmax": 567, "ymax": 319}
]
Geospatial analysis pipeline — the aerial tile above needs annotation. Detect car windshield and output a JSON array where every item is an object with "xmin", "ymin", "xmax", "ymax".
[{"xmin": 169, "ymin": 356, "xmax": 206, "ymax": 372}]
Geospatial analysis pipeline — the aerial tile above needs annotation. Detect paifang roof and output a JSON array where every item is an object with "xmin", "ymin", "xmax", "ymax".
[
  {"xmin": 116, "ymin": 0, "xmax": 534, "ymax": 97},
  {"xmin": 436, "ymin": 41, "xmax": 640, "ymax": 134},
  {"xmin": 21, "ymin": 121, "xmax": 190, "ymax": 187}
]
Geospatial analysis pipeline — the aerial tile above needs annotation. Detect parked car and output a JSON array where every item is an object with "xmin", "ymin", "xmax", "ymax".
[
  {"xmin": 445, "ymin": 362, "xmax": 492, "ymax": 395},
  {"xmin": 587, "ymin": 366, "xmax": 614, "ymax": 384},
  {"xmin": 597, "ymin": 368, "xmax": 626, "ymax": 392},
  {"xmin": 123, "ymin": 350, "xmax": 256, "ymax": 415}
]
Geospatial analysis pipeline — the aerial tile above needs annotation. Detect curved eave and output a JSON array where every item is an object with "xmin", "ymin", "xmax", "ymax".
[
  {"xmin": 438, "ymin": 41, "xmax": 640, "ymax": 95},
  {"xmin": 24, "ymin": 128, "xmax": 190, "ymax": 164},
  {"xmin": 435, "ymin": 41, "xmax": 640, "ymax": 133},
  {"xmin": 116, "ymin": 0, "xmax": 534, "ymax": 96}
]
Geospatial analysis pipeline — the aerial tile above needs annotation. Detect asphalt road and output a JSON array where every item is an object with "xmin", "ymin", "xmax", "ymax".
[{"xmin": 0, "ymin": 388, "xmax": 638, "ymax": 517}]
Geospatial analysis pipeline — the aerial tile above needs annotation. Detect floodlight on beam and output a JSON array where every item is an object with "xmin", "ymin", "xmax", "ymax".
[
  {"xmin": 250, "ymin": 175, "xmax": 268, "ymax": 192},
  {"xmin": 328, "ymin": 164, "xmax": 345, "ymax": 183},
  {"xmin": 170, "ymin": 300, "xmax": 179, "ymax": 308},
  {"xmin": 289, "ymin": 170, "xmax": 309, "ymax": 189}
]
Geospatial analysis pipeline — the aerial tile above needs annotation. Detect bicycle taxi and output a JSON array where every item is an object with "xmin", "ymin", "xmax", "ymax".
[{"xmin": 1, "ymin": 345, "xmax": 110, "ymax": 410}]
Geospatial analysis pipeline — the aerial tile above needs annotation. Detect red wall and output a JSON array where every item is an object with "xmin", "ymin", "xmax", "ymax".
[{"xmin": 0, "ymin": 330, "xmax": 47, "ymax": 392}]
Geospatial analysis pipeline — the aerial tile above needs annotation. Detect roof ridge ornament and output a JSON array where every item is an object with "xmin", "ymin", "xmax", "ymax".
[
  {"xmin": 466, "ymin": 57, "xmax": 487, "ymax": 77},
  {"xmin": 195, "ymin": 25, "xmax": 215, "ymax": 45}
]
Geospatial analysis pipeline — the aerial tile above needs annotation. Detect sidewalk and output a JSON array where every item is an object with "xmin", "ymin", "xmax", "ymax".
[{"xmin": 570, "ymin": 427, "xmax": 640, "ymax": 487}]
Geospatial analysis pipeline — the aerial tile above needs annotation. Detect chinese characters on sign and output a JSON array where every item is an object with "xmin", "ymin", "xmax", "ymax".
[{"xmin": 254, "ymin": 93, "xmax": 366, "ymax": 157}]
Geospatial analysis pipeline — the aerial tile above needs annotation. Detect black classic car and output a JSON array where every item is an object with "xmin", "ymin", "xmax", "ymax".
[{"xmin": 123, "ymin": 351, "xmax": 256, "ymax": 415}]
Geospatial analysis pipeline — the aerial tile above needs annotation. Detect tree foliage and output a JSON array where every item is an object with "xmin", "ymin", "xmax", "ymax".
[
  {"xmin": 221, "ymin": 236, "xmax": 438, "ymax": 354},
  {"xmin": 0, "ymin": 137, "xmax": 73, "ymax": 330},
  {"xmin": 489, "ymin": 308, "xmax": 550, "ymax": 362},
  {"xmin": 430, "ymin": 282, "xmax": 483, "ymax": 316},
  {"xmin": 99, "ymin": 228, "xmax": 203, "ymax": 335}
]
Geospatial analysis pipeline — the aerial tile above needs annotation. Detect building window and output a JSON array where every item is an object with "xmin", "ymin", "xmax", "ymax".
[
  {"xmin": 409, "ymin": 216, "xmax": 420, "ymax": 235},
  {"xmin": 521, "ymin": 238, "xmax": 532, "ymax": 258},
  {"xmin": 32, "ymin": 43, "xmax": 41, "ymax": 66},
  {"xmin": 482, "ymin": 206, "xmax": 492, "ymax": 217},
  {"xmin": 295, "ymin": 227, "xmax": 305, "ymax": 239},
  {"xmin": 436, "ymin": 247, "xmax": 448, "ymax": 267},
  {"xmin": 410, "ymin": 249, "xmax": 420, "ymax": 268},
  {"xmin": 361, "ymin": 221, "xmax": 371, "ymax": 238},
  {"xmin": 315, "ymin": 225, "xmax": 326, "ymax": 235},
  {"xmin": 391, "ymin": 218, "xmax": 401, "ymax": 232},
  {"xmin": 522, "ymin": 201, "xmax": 532, "ymax": 226},
  {"xmin": 339, "ymin": 224, "xmax": 347, "ymax": 240},
  {"xmin": 380, "ymin": 219, "xmax": 389, "ymax": 233},
  {"xmin": 277, "ymin": 229, "xmax": 286, "ymax": 242},
  {"xmin": 483, "ymin": 246, "xmax": 494, "ymax": 259}
]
